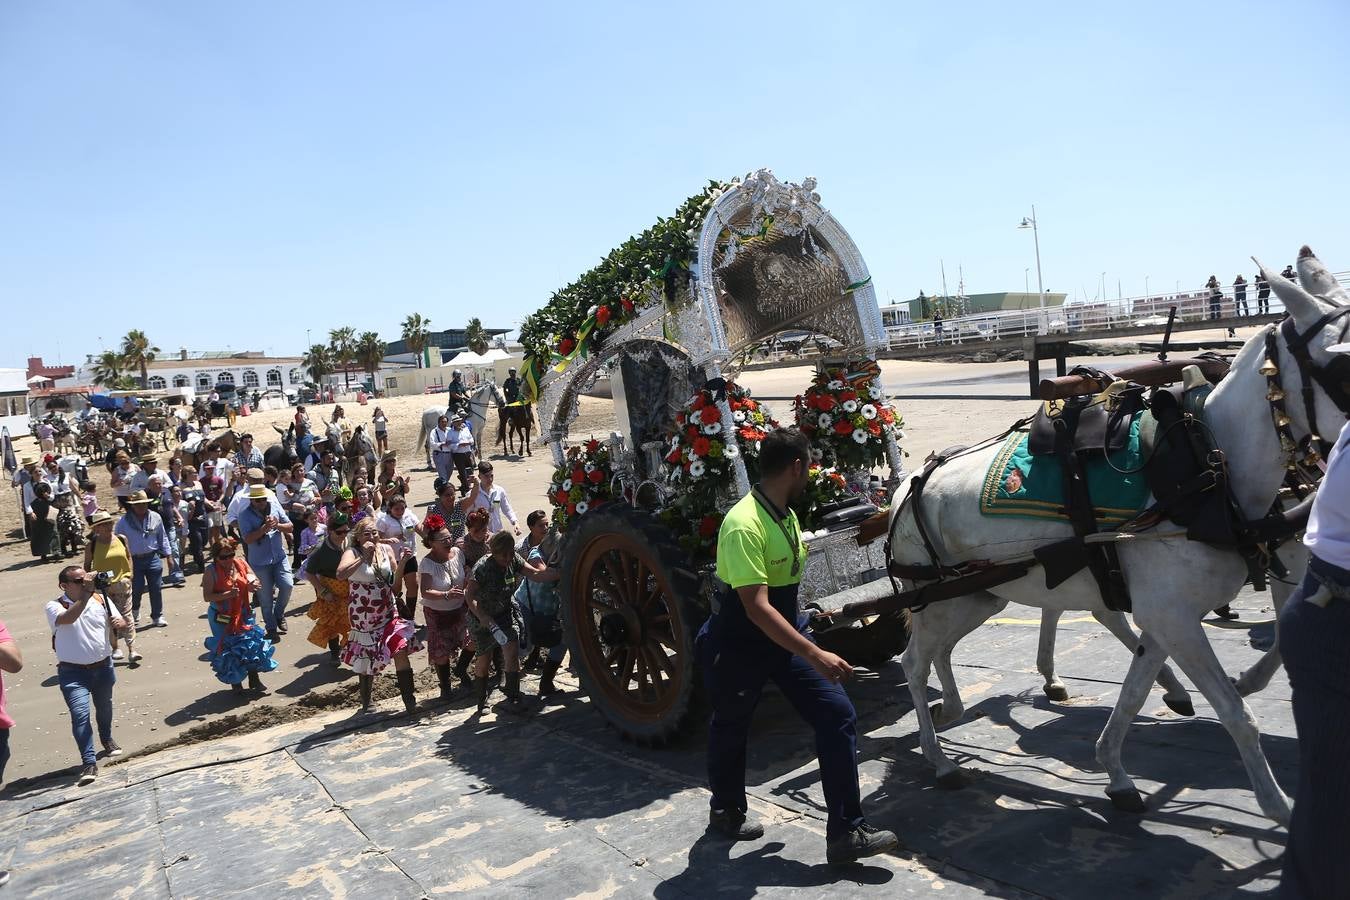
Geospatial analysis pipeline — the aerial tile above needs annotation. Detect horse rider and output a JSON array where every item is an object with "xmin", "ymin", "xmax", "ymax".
[
  {"xmin": 697, "ymin": 428, "xmax": 897, "ymax": 864},
  {"xmin": 1279, "ymin": 339, "xmax": 1350, "ymax": 899},
  {"xmin": 446, "ymin": 370, "xmax": 467, "ymax": 416},
  {"xmin": 502, "ymin": 367, "xmax": 522, "ymax": 405}
]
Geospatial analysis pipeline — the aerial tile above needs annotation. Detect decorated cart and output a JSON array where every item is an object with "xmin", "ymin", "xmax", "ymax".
[{"xmin": 522, "ymin": 170, "xmax": 909, "ymax": 743}]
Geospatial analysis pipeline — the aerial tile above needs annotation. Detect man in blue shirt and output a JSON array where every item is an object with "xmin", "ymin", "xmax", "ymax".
[
  {"xmin": 238, "ymin": 484, "xmax": 294, "ymax": 643},
  {"xmin": 115, "ymin": 490, "xmax": 172, "ymax": 628}
]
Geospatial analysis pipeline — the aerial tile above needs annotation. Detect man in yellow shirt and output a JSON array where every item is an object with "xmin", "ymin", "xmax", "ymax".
[{"xmin": 699, "ymin": 428, "xmax": 897, "ymax": 864}]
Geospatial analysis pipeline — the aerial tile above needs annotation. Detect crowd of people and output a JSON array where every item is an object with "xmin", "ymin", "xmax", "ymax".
[{"xmin": 4, "ymin": 401, "xmax": 569, "ymax": 793}]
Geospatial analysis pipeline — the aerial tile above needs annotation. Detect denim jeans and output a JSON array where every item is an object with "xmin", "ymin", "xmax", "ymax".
[
  {"xmin": 165, "ymin": 527, "xmax": 185, "ymax": 583},
  {"xmin": 58, "ymin": 659, "xmax": 115, "ymax": 766},
  {"xmin": 253, "ymin": 557, "xmax": 294, "ymax": 634},
  {"xmin": 130, "ymin": 554, "xmax": 164, "ymax": 620}
]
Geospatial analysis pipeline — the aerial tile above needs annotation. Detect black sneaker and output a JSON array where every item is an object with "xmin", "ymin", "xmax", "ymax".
[
  {"xmin": 708, "ymin": 809, "xmax": 764, "ymax": 841},
  {"xmin": 826, "ymin": 823, "xmax": 899, "ymax": 864},
  {"xmin": 103, "ymin": 739, "xmax": 123, "ymax": 758},
  {"xmin": 77, "ymin": 763, "xmax": 98, "ymax": 786}
]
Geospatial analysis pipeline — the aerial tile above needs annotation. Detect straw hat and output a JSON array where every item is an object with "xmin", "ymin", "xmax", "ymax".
[
  {"xmin": 88, "ymin": 510, "xmax": 115, "ymax": 531},
  {"xmin": 141, "ymin": 453, "xmax": 157, "ymax": 464},
  {"xmin": 246, "ymin": 467, "xmax": 265, "ymax": 480},
  {"xmin": 246, "ymin": 484, "xmax": 270, "ymax": 500},
  {"xmin": 19, "ymin": 454, "xmax": 35, "ymax": 467},
  {"xmin": 381, "ymin": 451, "xmax": 397, "ymax": 462},
  {"xmin": 125, "ymin": 490, "xmax": 153, "ymax": 505}
]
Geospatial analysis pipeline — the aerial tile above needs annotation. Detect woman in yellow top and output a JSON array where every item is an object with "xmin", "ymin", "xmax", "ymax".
[{"xmin": 83, "ymin": 510, "xmax": 140, "ymax": 666}]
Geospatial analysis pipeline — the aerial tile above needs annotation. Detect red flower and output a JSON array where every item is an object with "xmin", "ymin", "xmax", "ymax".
[
  {"xmin": 698, "ymin": 515, "xmax": 721, "ymax": 537},
  {"xmin": 675, "ymin": 413, "xmax": 686, "ymax": 426},
  {"xmin": 558, "ymin": 336, "xmax": 576, "ymax": 356},
  {"xmin": 700, "ymin": 405, "xmax": 721, "ymax": 425},
  {"xmin": 834, "ymin": 419, "xmax": 854, "ymax": 436},
  {"xmin": 839, "ymin": 389, "xmax": 858, "ymax": 402},
  {"xmin": 868, "ymin": 422, "xmax": 882, "ymax": 436},
  {"xmin": 816, "ymin": 394, "xmax": 837, "ymax": 412},
  {"xmin": 572, "ymin": 468, "xmax": 586, "ymax": 483},
  {"xmin": 595, "ymin": 306, "xmax": 612, "ymax": 327},
  {"xmin": 692, "ymin": 437, "xmax": 712, "ymax": 457},
  {"xmin": 665, "ymin": 448, "xmax": 682, "ymax": 464},
  {"xmin": 554, "ymin": 490, "xmax": 569, "ymax": 505},
  {"xmin": 691, "ymin": 395, "xmax": 706, "ymax": 410},
  {"xmin": 621, "ymin": 297, "xmax": 635, "ymax": 313},
  {"xmin": 585, "ymin": 438, "xmax": 600, "ymax": 453},
  {"xmin": 567, "ymin": 502, "xmax": 576, "ymax": 515},
  {"xmin": 686, "ymin": 426, "xmax": 700, "ymax": 441},
  {"xmin": 587, "ymin": 469, "xmax": 604, "ymax": 484}
]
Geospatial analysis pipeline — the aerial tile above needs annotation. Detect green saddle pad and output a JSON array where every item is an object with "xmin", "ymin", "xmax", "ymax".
[{"xmin": 979, "ymin": 412, "xmax": 1150, "ymax": 528}]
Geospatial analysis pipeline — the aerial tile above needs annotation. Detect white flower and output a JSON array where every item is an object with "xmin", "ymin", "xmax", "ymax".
[
  {"xmin": 724, "ymin": 445, "xmax": 740, "ymax": 458},
  {"xmin": 852, "ymin": 429, "xmax": 869, "ymax": 444},
  {"xmin": 810, "ymin": 447, "xmax": 824, "ymax": 461},
  {"xmin": 689, "ymin": 460, "xmax": 706, "ymax": 478},
  {"xmin": 583, "ymin": 462, "xmax": 596, "ymax": 473},
  {"xmin": 702, "ymin": 423, "xmax": 721, "ymax": 436},
  {"xmin": 575, "ymin": 501, "xmax": 589, "ymax": 515},
  {"xmin": 828, "ymin": 380, "xmax": 844, "ymax": 390},
  {"xmin": 817, "ymin": 413, "xmax": 832, "ymax": 429},
  {"xmin": 732, "ymin": 410, "xmax": 746, "ymax": 423},
  {"xmin": 842, "ymin": 400, "xmax": 858, "ymax": 413},
  {"xmin": 549, "ymin": 483, "xmax": 560, "ymax": 493},
  {"xmin": 861, "ymin": 404, "xmax": 878, "ymax": 420},
  {"xmin": 561, "ymin": 478, "xmax": 573, "ymax": 491},
  {"xmin": 587, "ymin": 306, "xmax": 598, "ymax": 318},
  {"xmin": 869, "ymin": 386, "xmax": 883, "ymax": 400}
]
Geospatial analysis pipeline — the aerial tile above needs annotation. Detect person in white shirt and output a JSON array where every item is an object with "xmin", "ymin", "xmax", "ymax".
[
  {"xmin": 467, "ymin": 461, "xmax": 519, "ymax": 535},
  {"xmin": 225, "ymin": 468, "xmax": 283, "ymax": 526},
  {"xmin": 427, "ymin": 414, "xmax": 456, "ymax": 486},
  {"xmin": 199, "ymin": 444, "xmax": 234, "ymax": 488},
  {"xmin": 376, "ymin": 494, "xmax": 424, "ymax": 616},
  {"xmin": 129, "ymin": 454, "xmax": 163, "ymax": 495},
  {"xmin": 1278, "ymin": 341, "xmax": 1350, "ymax": 897},
  {"xmin": 449, "ymin": 415, "xmax": 476, "ymax": 494},
  {"xmin": 47, "ymin": 566, "xmax": 126, "ymax": 785}
]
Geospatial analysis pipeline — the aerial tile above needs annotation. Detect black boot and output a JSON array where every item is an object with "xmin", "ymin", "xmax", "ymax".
[
  {"xmin": 247, "ymin": 670, "xmax": 268, "ymax": 695},
  {"xmin": 231, "ymin": 681, "xmax": 244, "ymax": 695},
  {"xmin": 523, "ymin": 646, "xmax": 542, "ymax": 673},
  {"xmin": 435, "ymin": 664, "xmax": 453, "ymax": 701},
  {"xmin": 538, "ymin": 658, "xmax": 563, "ymax": 701},
  {"xmin": 454, "ymin": 650, "xmax": 474, "ymax": 690},
  {"xmin": 473, "ymin": 676, "xmax": 490, "ymax": 713},
  {"xmin": 327, "ymin": 638, "xmax": 340, "ymax": 662},
  {"xmin": 396, "ymin": 668, "xmax": 417, "ymax": 715},
  {"xmin": 503, "ymin": 671, "xmax": 525, "ymax": 711},
  {"xmin": 358, "ymin": 675, "xmax": 373, "ymax": 712}
]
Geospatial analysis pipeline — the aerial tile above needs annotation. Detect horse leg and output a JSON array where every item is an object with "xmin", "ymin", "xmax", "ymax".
[
  {"xmin": 1037, "ymin": 610, "xmax": 1070, "ymax": 701},
  {"xmin": 1149, "ymin": 617, "xmax": 1292, "ymax": 825},
  {"xmin": 931, "ymin": 591, "xmax": 1005, "ymax": 727},
  {"xmin": 1090, "ymin": 610, "xmax": 1194, "ymax": 717},
  {"xmin": 1236, "ymin": 541, "xmax": 1304, "ymax": 697},
  {"xmin": 1094, "ymin": 630, "xmax": 1171, "ymax": 812}
]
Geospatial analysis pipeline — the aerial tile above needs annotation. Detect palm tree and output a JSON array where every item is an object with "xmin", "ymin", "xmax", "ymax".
[
  {"xmin": 401, "ymin": 313, "xmax": 431, "ymax": 368},
  {"xmin": 355, "ymin": 331, "xmax": 386, "ymax": 384},
  {"xmin": 302, "ymin": 343, "xmax": 334, "ymax": 387},
  {"xmin": 464, "ymin": 317, "xmax": 488, "ymax": 356},
  {"xmin": 92, "ymin": 350, "xmax": 134, "ymax": 389},
  {"xmin": 328, "ymin": 326, "xmax": 356, "ymax": 390},
  {"xmin": 120, "ymin": 330, "xmax": 160, "ymax": 389}
]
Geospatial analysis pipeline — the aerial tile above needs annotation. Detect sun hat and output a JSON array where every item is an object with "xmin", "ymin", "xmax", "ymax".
[
  {"xmin": 246, "ymin": 467, "xmax": 265, "ymax": 480},
  {"xmin": 88, "ymin": 510, "xmax": 114, "ymax": 531},
  {"xmin": 20, "ymin": 454, "xmax": 35, "ymax": 467},
  {"xmin": 126, "ymin": 490, "xmax": 153, "ymax": 505},
  {"xmin": 246, "ymin": 484, "xmax": 270, "ymax": 500},
  {"xmin": 141, "ymin": 453, "xmax": 157, "ymax": 464}
]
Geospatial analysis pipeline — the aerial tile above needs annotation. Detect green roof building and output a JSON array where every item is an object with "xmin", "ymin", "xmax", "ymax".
[{"xmin": 908, "ymin": 291, "xmax": 1068, "ymax": 321}]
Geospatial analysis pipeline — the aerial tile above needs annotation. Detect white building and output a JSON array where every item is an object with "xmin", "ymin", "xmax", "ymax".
[
  {"xmin": 74, "ymin": 350, "xmax": 309, "ymax": 394},
  {"xmin": 0, "ymin": 368, "xmax": 30, "ymax": 436}
]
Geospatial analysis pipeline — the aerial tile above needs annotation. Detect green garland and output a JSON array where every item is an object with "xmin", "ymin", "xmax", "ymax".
[{"xmin": 519, "ymin": 179, "xmax": 732, "ymax": 369}]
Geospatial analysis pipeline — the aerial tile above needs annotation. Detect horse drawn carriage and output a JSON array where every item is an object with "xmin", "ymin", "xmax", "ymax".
[{"xmin": 525, "ymin": 170, "xmax": 911, "ymax": 744}]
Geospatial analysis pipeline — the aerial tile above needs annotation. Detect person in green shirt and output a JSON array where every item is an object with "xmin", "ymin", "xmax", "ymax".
[{"xmin": 699, "ymin": 428, "xmax": 897, "ymax": 865}]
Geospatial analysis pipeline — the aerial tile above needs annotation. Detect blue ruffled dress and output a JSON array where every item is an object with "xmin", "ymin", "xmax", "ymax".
[{"xmin": 204, "ymin": 614, "xmax": 278, "ymax": 685}]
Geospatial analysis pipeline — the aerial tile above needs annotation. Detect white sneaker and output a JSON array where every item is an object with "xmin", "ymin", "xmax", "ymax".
[
  {"xmin": 152, "ymin": 616, "xmax": 167, "ymax": 628},
  {"xmin": 130, "ymin": 650, "xmax": 143, "ymax": 663},
  {"xmin": 111, "ymin": 649, "xmax": 125, "ymax": 660}
]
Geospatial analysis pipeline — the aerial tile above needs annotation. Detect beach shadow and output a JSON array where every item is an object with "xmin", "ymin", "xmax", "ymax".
[
  {"xmin": 164, "ymin": 686, "xmax": 255, "ymax": 725},
  {"xmin": 653, "ymin": 834, "xmax": 893, "ymax": 898},
  {"xmin": 274, "ymin": 657, "xmax": 351, "ymax": 697}
]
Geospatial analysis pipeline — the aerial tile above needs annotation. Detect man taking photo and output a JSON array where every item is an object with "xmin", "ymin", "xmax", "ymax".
[{"xmin": 47, "ymin": 566, "xmax": 126, "ymax": 786}]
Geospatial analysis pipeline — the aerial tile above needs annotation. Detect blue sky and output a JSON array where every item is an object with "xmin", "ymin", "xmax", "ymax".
[{"xmin": 3, "ymin": 1, "xmax": 1348, "ymax": 369}]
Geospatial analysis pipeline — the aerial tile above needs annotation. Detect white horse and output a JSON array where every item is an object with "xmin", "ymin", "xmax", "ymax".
[
  {"xmin": 889, "ymin": 248, "xmax": 1349, "ymax": 825},
  {"xmin": 415, "ymin": 382, "xmax": 494, "ymax": 468}
]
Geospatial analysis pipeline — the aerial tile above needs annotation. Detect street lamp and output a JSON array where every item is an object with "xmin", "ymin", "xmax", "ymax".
[
  {"xmin": 1024, "ymin": 267, "xmax": 1030, "ymax": 295},
  {"xmin": 306, "ymin": 329, "xmax": 312, "ymax": 350},
  {"xmin": 1018, "ymin": 207, "xmax": 1047, "ymax": 334}
]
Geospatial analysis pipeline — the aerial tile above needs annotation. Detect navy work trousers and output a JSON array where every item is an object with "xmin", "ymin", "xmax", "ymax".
[
  {"xmin": 1279, "ymin": 556, "xmax": 1350, "ymax": 899},
  {"xmin": 698, "ymin": 619, "xmax": 863, "ymax": 839}
]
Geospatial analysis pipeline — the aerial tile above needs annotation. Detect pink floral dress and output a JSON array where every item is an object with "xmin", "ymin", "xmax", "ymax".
[{"xmin": 340, "ymin": 544, "xmax": 422, "ymax": 675}]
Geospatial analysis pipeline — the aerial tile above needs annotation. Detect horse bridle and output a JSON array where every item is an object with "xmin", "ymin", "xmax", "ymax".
[{"xmin": 1263, "ymin": 306, "xmax": 1350, "ymax": 466}]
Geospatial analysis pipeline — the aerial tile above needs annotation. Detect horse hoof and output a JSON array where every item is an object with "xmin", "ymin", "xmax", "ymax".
[
  {"xmin": 936, "ymin": 768, "xmax": 969, "ymax": 790},
  {"xmin": 1043, "ymin": 684, "xmax": 1070, "ymax": 702},
  {"xmin": 1106, "ymin": 788, "xmax": 1147, "ymax": 813},
  {"xmin": 1163, "ymin": 696, "xmax": 1195, "ymax": 717}
]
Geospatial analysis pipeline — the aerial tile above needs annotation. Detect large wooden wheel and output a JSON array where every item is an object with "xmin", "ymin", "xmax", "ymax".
[{"xmin": 559, "ymin": 505, "xmax": 705, "ymax": 745}]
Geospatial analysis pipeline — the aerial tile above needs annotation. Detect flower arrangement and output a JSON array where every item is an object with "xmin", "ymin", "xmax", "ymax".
[
  {"xmin": 518, "ymin": 180, "xmax": 734, "ymax": 370},
  {"xmin": 795, "ymin": 361, "xmax": 902, "ymax": 472},
  {"xmin": 547, "ymin": 438, "xmax": 615, "ymax": 531},
  {"xmin": 790, "ymin": 464, "xmax": 850, "ymax": 530},
  {"xmin": 659, "ymin": 382, "xmax": 779, "ymax": 558}
]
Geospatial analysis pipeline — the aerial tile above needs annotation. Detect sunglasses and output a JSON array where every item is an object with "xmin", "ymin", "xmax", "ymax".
[
  {"xmin": 217, "ymin": 553, "xmax": 236, "ymax": 560},
  {"xmin": 332, "ymin": 528, "xmax": 351, "ymax": 535}
]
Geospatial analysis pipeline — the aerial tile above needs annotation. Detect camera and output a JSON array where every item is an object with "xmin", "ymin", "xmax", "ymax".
[{"xmin": 92, "ymin": 570, "xmax": 115, "ymax": 590}]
